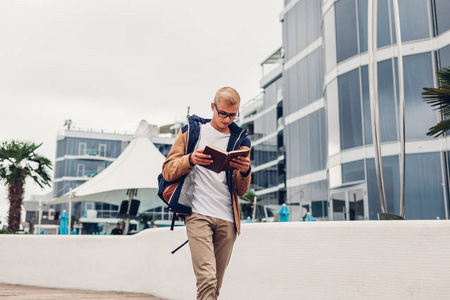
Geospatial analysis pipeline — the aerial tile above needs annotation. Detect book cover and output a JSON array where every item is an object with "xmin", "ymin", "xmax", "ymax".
[{"xmin": 201, "ymin": 144, "xmax": 250, "ymax": 173}]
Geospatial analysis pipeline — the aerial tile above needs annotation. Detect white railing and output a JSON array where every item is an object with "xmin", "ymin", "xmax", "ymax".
[{"xmin": 0, "ymin": 221, "xmax": 449, "ymax": 299}]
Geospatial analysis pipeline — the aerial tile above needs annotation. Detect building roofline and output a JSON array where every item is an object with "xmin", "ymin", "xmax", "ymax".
[{"xmin": 57, "ymin": 129, "xmax": 133, "ymax": 141}]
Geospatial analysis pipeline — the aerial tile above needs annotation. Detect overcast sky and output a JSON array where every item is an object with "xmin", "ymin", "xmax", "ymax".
[{"xmin": 0, "ymin": 0, "xmax": 283, "ymax": 217}]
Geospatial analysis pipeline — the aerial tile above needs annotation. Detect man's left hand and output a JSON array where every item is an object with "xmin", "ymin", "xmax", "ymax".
[{"xmin": 230, "ymin": 155, "xmax": 250, "ymax": 174}]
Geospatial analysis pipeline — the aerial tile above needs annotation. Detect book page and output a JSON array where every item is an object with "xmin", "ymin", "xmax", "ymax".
[{"xmin": 222, "ymin": 149, "xmax": 250, "ymax": 171}]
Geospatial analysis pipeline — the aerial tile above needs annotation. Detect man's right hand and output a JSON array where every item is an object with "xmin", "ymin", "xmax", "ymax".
[{"xmin": 189, "ymin": 149, "xmax": 213, "ymax": 166}]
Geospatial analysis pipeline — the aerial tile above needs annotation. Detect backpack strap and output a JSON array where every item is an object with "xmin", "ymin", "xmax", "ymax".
[
  {"xmin": 171, "ymin": 239, "xmax": 189, "ymax": 254},
  {"xmin": 170, "ymin": 212, "xmax": 176, "ymax": 231}
]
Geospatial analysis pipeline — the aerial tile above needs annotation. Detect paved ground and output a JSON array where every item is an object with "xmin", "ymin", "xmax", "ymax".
[{"xmin": 0, "ymin": 283, "xmax": 166, "ymax": 299}]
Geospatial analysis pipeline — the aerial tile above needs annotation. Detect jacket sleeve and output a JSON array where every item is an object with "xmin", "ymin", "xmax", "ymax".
[
  {"xmin": 161, "ymin": 128, "xmax": 194, "ymax": 182},
  {"xmin": 234, "ymin": 144, "xmax": 251, "ymax": 197}
]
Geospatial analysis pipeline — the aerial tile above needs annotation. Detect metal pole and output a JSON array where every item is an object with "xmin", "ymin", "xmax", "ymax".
[
  {"xmin": 68, "ymin": 191, "xmax": 73, "ymax": 234},
  {"xmin": 124, "ymin": 189, "xmax": 134, "ymax": 235},
  {"xmin": 392, "ymin": 0, "xmax": 406, "ymax": 218},
  {"xmin": 252, "ymin": 195, "xmax": 257, "ymax": 221},
  {"xmin": 368, "ymin": 0, "xmax": 387, "ymax": 213},
  {"xmin": 38, "ymin": 198, "xmax": 42, "ymax": 234}
]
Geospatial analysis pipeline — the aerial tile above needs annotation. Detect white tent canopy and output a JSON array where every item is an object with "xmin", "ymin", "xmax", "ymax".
[{"xmin": 49, "ymin": 120, "xmax": 167, "ymax": 213}]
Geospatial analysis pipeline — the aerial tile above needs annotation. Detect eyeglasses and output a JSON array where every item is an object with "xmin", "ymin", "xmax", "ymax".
[{"xmin": 214, "ymin": 103, "xmax": 239, "ymax": 120}]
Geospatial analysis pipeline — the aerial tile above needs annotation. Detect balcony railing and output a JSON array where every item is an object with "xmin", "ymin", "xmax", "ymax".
[{"xmin": 79, "ymin": 148, "xmax": 111, "ymax": 158}]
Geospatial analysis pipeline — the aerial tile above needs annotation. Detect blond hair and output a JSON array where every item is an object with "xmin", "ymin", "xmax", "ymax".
[{"xmin": 214, "ymin": 87, "xmax": 241, "ymax": 106}]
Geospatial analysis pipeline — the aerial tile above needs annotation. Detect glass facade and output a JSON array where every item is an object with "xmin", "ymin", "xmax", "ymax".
[
  {"xmin": 52, "ymin": 129, "xmax": 174, "ymax": 227},
  {"xmin": 286, "ymin": 109, "xmax": 327, "ymax": 178},
  {"xmin": 333, "ymin": 0, "xmax": 447, "ymax": 220},
  {"xmin": 335, "ymin": 0, "xmax": 358, "ymax": 62},
  {"xmin": 335, "ymin": 0, "xmax": 396, "ymax": 60},
  {"xmin": 405, "ymin": 153, "xmax": 446, "ymax": 219},
  {"xmin": 439, "ymin": 44, "xmax": 450, "ymax": 68},
  {"xmin": 239, "ymin": 71, "xmax": 286, "ymax": 209},
  {"xmin": 56, "ymin": 137, "xmax": 124, "ymax": 158},
  {"xmin": 268, "ymin": 0, "xmax": 450, "ymax": 221},
  {"xmin": 95, "ymin": 202, "xmax": 120, "ymax": 218},
  {"xmin": 280, "ymin": 0, "xmax": 326, "ymax": 220},
  {"xmin": 338, "ymin": 68, "xmax": 363, "ymax": 150},
  {"xmin": 334, "ymin": 0, "xmax": 437, "ymax": 60},
  {"xmin": 403, "ymin": 53, "xmax": 437, "ymax": 140},
  {"xmin": 342, "ymin": 160, "xmax": 365, "ymax": 183},
  {"xmin": 338, "ymin": 59, "xmax": 400, "ymax": 147},
  {"xmin": 435, "ymin": 0, "xmax": 450, "ymax": 35},
  {"xmin": 398, "ymin": 0, "xmax": 430, "ymax": 42},
  {"xmin": 283, "ymin": 0, "xmax": 321, "ymax": 61},
  {"xmin": 53, "ymin": 135, "xmax": 128, "ymax": 198}
]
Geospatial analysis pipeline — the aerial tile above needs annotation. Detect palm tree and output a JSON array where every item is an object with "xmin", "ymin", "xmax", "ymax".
[
  {"xmin": 240, "ymin": 191, "xmax": 258, "ymax": 220},
  {"xmin": 0, "ymin": 141, "xmax": 52, "ymax": 233},
  {"xmin": 422, "ymin": 66, "xmax": 450, "ymax": 137},
  {"xmin": 139, "ymin": 213, "xmax": 155, "ymax": 230}
]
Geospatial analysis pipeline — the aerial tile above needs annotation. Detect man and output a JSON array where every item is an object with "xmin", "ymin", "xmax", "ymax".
[
  {"xmin": 111, "ymin": 223, "xmax": 123, "ymax": 235},
  {"xmin": 162, "ymin": 87, "xmax": 251, "ymax": 299}
]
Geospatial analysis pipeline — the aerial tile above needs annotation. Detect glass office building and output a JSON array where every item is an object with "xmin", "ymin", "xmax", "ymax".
[
  {"xmin": 53, "ymin": 129, "xmax": 132, "ymax": 221},
  {"xmin": 243, "ymin": 0, "xmax": 450, "ymax": 221},
  {"xmin": 52, "ymin": 126, "xmax": 174, "ymax": 223},
  {"xmin": 238, "ymin": 47, "xmax": 286, "ymax": 219}
]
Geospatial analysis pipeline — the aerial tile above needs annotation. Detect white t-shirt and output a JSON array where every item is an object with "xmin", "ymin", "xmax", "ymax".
[{"xmin": 191, "ymin": 123, "xmax": 234, "ymax": 223}]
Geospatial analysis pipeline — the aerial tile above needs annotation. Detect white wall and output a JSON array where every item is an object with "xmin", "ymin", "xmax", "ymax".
[{"xmin": 1, "ymin": 221, "xmax": 450, "ymax": 299}]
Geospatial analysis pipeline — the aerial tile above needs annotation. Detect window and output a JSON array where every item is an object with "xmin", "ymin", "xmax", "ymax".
[
  {"xmin": 361, "ymin": 66, "xmax": 373, "ymax": 144},
  {"xmin": 405, "ymin": 153, "xmax": 445, "ymax": 219},
  {"xmin": 308, "ymin": 181, "xmax": 328, "ymax": 219},
  {"xmin": 296, "ymin": 0, "xmax": 307, "ymax": 54},
  {"xmin": 357, "ymin": 0, "xmax": 368, "ymax": 53},
  {"xmin": 55, "ymin": 161, "xmax": 64, "ymax": 178},
  {"xmin": 338, "ymin": 68, "xmax": 363, "ymax": 150},
  {"xmin": 56, "ymin": 140, "xmax": 66, "ymax": 158},
  {"xmin": 285, "ymin": 8, "xmax": 298, "ymax": 60},
  {"xmin": 298, "ymin": 116, "xmax": 310, "ymax": 176},
  {"xmin": 435, "ymin": 0, "xmax": 450, "ymax": 35},
  {"xmin": 336, "ymin": 0, "xmax": 358, "ymax": 62},
  {"xmin": 253, "ymin": 140, "xmax": 278, "ymax": 167},
  {"xmin": 366, "ymin": 156, "xmax": 400, "ymax": 220},
  {"xmin": 403, "ymin": 53, "xmax": 435, "ymax": 140},
  {"xmin": 309, "ymin": 109, "xmax": 327, "ymax": 173},
  {"xmin": 306, "ymin": 0, "xmax": 321, "ymax": 44},
  {"xmin": 377, "ymin": 59, "xmax": 398, "ymax": 142},
  {"xmin": 377, "ymin": 0, "xmax": 392, "ymax": 48},
  {"xmin": 297, "ymin": 57, "xmax": 308, "ymax": 109},
  {"xmin": 77, "ymin": 163, "xmax": 85, "ymax": 177},
  {"xmin": 398, "ymin": 0, "xmax": 430, "ymax": 42},
  {"xmin": 286, "ymin": 109, "xmax": 327, "ymax": 178},
  {"xmin": 342, "ymin": 160, "xmax": 365, "ymax": 183},
  {"xmin": 307, "ymin": 48, "xmax": 324, "ymax": 104},
  {"xmin": 78, "ymin": 142, "xmax": 86, "ymax": 155},
  {"xmin": 357, "ymin": 0, "xmax": 392, "ymax": 53},
  {"xmin": 287, "ymin": 64, "xmax": 299, "ymax": 114},
  {"xmin": 439, "ymin": 44, "xmax": 450, "ymax": 69},
  {"xmin": 99, "ymin": 144, "xmax": 107, "ymax": 157},
  {"xmin": 85, "ymin": 203, "xmax": 94, "ymax": 211}
]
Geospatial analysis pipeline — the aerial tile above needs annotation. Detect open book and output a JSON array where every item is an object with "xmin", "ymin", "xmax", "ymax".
[{"xmin": 201, "ymin": 144, "xmax": 250, "ymax": 173}]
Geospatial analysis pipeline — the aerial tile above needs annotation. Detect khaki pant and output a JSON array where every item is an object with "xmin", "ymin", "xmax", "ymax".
[{"xmin": 185, "ymin": 213, "xmax": 237, "ymax": 300}]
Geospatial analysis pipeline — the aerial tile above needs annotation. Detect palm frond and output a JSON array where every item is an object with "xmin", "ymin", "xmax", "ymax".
[
  {"xmin": 437, "ymin": 67, "xmax": 450, "ymax": 86},
  {"xmin": 0, "ymin": 140, "xmax": 52, "ymax": 188},
  {"xmin": 426, "ymin": 119, "xmax": 450, "ymax": 137},
  {"xmin": 422, "ymin": 66, "xmax": 450, "ymax": 136},
  {"xmin": 422, "ymin": 92, "xmax": 450, "ymax": 116}
]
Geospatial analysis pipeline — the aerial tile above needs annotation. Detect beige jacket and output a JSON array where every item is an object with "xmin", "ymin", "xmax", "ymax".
[{"xmin": 162, "ymin": 116, "xmax": 251, "ymax": 234}]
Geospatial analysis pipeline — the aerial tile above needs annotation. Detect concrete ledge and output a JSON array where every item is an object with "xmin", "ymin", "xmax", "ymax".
[{"xmin": 1, "ymin": 221, "xmax": 449, "ymax": 299}]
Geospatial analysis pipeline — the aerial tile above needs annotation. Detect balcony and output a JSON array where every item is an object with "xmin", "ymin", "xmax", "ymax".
[{"xmin": 61, "ymin": 152, "xmax": 116, "ymax": 162}]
